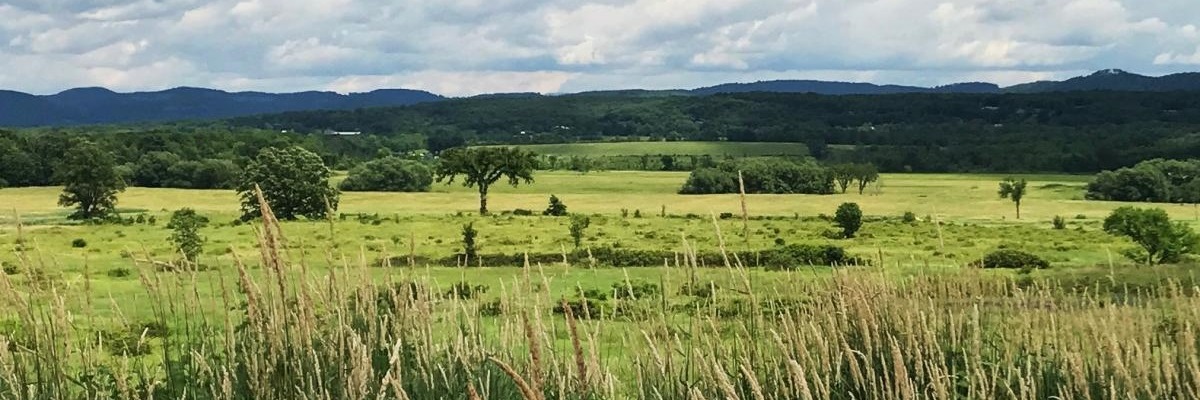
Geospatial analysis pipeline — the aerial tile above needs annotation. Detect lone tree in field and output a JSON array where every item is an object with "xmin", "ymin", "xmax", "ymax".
[
  {"xmin": 1103, "ymin": 207, "xmax": 1199, "ymax": 265},
  {"xmin": 237, "ymin": 146, "xmax": 339, "ymax": 221},
  {"xmin": 167, "ymin": 208, "xmax": 209, "ymax": 264},
  {"xmin": 57, "ymin": 138, "xmax": 126, "ymax": 220},
  {"xmin": 435, "ymin": 147, "xmax": 536, "ymax": 215},
  {"xmin": 834, "ymin": 202, "xmax": 863, "ymax": 238},
  {"xmin": 998, "ymin": 178, "xmax": 1028, "ymax": 219}
]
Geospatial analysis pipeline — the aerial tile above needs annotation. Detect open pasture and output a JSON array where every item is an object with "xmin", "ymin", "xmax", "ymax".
[
  {"xmin": 1, "ymin": 171, "xmax": 1197, "ymax": 276},
  {"xmin": 3, "ymin": 170, "xmax": 1200, "ymax": 399}
]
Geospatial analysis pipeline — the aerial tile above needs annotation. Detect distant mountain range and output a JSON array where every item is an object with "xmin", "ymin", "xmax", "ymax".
[
  {"xmin": 2, "ymin": 69, "xmax": 1199, "ymax": 127},
  {"xmin": 0, "ymin": 87, "xmax": 443, "ymax": 126}
]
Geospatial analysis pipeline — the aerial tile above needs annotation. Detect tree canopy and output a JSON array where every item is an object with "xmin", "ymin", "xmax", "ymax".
[
  {"xmin": 1103, "ymin": 207, "xmax": 1199, "ymax": 265},
  {"xmin": 56, "ymin": 138, "xmax": 126, "ymax": 220},
  {"xmin": 998, "ymin": 178, "xmax": 1028, "ymax": 219},
  {"xmin": 680, "ymin": 158, "xmax": 833, "ymax": 195},
  {"xmin": 237, "ymin": 146, "xmax": 339, "ymax": 221},
  {"xmin": 339, "ymin": 156, "xmax": 433, "ymax": 192},
  {"xmin": 1087, "ymin": 159, "xmax": 1200, "ymax": 203},
  {"xmin": 434, "ymin": 147, "xmax": 536, "ymax": 214}
]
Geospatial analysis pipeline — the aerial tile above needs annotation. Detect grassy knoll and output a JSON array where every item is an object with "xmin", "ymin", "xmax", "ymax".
[
  {"xmin": 2, "ymin": 171, "xmax": 1200, "ymax": 398},
  {"xmin": 492, "ymin": 141, "xmax": 810, "ymax": 157}
]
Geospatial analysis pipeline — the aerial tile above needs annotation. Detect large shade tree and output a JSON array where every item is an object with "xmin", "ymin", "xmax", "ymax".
[
  {"xmin": 57, "ymin": 138, "xmax": 126, "ymax": 220},
  {"xmin": 237, "ymin": 146, "xmax": 339, "ymax": 221},
  {"xmin": 1103, "ymin": 206, "xmax": 1199, "ymax": 265},
  {"xmin": 435, "ymin": 147, "xmax": 536, "ymax": 215}
]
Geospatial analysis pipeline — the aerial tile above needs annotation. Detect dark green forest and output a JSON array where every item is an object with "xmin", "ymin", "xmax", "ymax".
[
  {"xmin": 229, "ymin": 91, "xmax": 1200, "ymax": 172},
  {"xmin": 3, "ymin": 90, "xmax": 1200, "ymax": 189}
]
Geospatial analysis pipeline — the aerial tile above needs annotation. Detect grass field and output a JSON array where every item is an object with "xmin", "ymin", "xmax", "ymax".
[
  {"xmin": 3, "ymin": 170, "xmax": 1200, "ymax": 398},
  {"xmin": 490, "ymin": 141, "xmax": 811, "ymax": 157},
  {"xmin": 2, "ymin": 171, "xmax": 1197, "ymax": 275}
]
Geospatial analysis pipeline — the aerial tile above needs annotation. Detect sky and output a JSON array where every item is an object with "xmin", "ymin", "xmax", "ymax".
[{"xmin": 1, "ymin": 0, "xmax": 1199, "ymax": 96}]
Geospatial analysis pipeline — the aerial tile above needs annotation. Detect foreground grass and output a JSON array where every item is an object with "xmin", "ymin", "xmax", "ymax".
[
  {"xmin": 3, "ymin": 171, "xmax": 1200, "ymax": 398},
  {"xmin": 2, "ymin": 212, "xmax": 1199, "ymax": 399}
]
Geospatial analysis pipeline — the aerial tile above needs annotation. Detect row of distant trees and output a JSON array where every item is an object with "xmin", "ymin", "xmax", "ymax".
[
  {"xmin": 55, "ymin": 142, "xmax": 541, "ymax": 221},
  {"xmin": 1086, "ymin": 159, "xmax": 1200, "ymax": 205}
]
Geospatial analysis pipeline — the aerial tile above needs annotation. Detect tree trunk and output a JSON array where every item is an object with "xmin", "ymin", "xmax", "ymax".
[
  {"xmin": 1016, "ymin": 201, "xmax": 1021, "ymax": 220},
  {"xmin": 478, "ymin": 186, "xmax": 489, "ymax": 215}
]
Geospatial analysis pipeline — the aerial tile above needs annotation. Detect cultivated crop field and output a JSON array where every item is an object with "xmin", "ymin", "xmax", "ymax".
[{"xmin": 2, "ymin": 171, "xmax": 1200, "ymax": 398}]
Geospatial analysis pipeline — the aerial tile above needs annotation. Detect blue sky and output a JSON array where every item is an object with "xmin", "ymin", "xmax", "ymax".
[{"xmin": 1, "ymin": 0, "xmax": 1198, "ymax": 96}]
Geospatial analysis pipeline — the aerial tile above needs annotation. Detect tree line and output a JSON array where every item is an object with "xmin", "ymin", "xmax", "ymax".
[
  {"xmin": 1086, "ymin": 159, "xmax": 1200, "ymax": 204},
  {"xmin": 0, "ymin": 128, "xmax": 425, "ymax": 190},
  {"xmin": 229, "ymin": 90, "xmax": 1200, "ymax": 173}
]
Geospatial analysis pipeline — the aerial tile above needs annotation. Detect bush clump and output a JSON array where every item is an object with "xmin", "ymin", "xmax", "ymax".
[
  {"xmin": 71, "ymin": 238, "xmax": 88, "ymax": 248},
  {"xmin": 679, "ymin": 158, "xmax": 834, "ymax": 195},
  {"xmin": 339, "ymin": 156, "xmax": 433, "ymax": 192},
  {"xmin": 443, "ymin": 282, "xmax": 489, "ymax": 299},
  {"xmin": 543, "ymin": 195, "xmax": 568, "ymax": 216},
  {"xmin": 761, "ymin": 244, "xmax": 860, "ymax": 269},
  {"xmin": 980, "ymin": 249, "xmax": 1050, "ymax": 270}
]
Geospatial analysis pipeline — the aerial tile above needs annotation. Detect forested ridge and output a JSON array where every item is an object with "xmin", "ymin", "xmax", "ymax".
[
  {"xmin": 231, "ymin": 91, "xmax": 1200, "ymax": 172},
  {"xmin": 3, "ymin": 90, "xmax": 1200, "ymax": 190}
]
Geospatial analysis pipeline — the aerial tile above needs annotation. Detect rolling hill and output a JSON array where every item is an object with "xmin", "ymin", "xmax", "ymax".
[
  {"xmin": 3, "ymin": 69, "xmax": 1200, "ymax": 127},
  {"xmin": 0, "ymin": 87, "xmax": 443, "ymax": 127}
]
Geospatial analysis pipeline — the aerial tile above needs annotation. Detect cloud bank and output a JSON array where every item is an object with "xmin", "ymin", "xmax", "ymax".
[{"xmin": 1, "ymin": 0, "xmax": 1198, "ymax": 96}]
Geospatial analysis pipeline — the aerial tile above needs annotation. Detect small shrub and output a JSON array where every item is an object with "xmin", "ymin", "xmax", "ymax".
[
  {"xmin": 612, "ymin": 280, "xmax": 661, "ymax": 300},
  {"xmin": 461, "ymin": 223, "xmax": 478, "ymax": 261},
  {"xmin": 1075, "ymin": 214, "xmax": 1087, "ymax": 220},
  {"xmin": 1052, "ymin": 215, "xmax": 1067, "ymax": 230},
  {"xmin": 71, "ymin": 238, "xmax": 88, "ymax": 248},
  {"xmin": 774, "ymin": 237, "xmax": 786, "ymax": 246},
  {"xmin": 634, "ymin": 209, "xmax": 642, "ymax": 218},
  {"xmin": 99, "ymin": 328, "xmax": 152, "ymax": 357},
  {"xmin": 107, "ymin": 267, "xmax": 133, "ymax": 278},
  {"xmin": 136, "ymin": 321, "xmax": 170, "ymax": 338},
  {"xmin": 569, "ymin": 215, "xmax": 591, "ymax": 248},
  {"xmin": 833, "ymin": 203, "xmax": 863, "ymax": 238},
  {"xmin": 902, "ymin": 211, "xmax": 917, "ymax": 223},
  {"xmin": 678, "ymin": 281, "xmax": 718, "ymax": 299},
  {"xmin": 512, "ymin": 209, "xmax": 534, "ymax": 216},
  {"xmin": 543, "ymin": 195, "xmax": 568, "ymax": 216},
  {"xmin": 2, "ymin": 261, "xmax": 19, "ymax": 275},
  {"xmin": 479, "ymin": 300, "xmax": 504, "ymax": 317},
  {"xmin": 444, "ymin": 282, "xmax": 489, "ymax": 299},
  {"xmin": 980, "ymin": 249, "xmax": 1050, "ymax": 270},
  {"xmin": 168, "ymin": 208, "xmax": 209, "ymax": 264},
  {"xmin": 621, "ymin": 208, "xmax": 629, "ymax": 218},
  {"xmin": 718, "ymin": 212, "xmax": 735, "ymax": 220}
]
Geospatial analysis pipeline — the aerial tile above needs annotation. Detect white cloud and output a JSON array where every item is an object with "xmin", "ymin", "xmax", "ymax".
[
  {"xmin": 1155, "ymin": 47, "xmax": 1200, "ymax": 65},
  {"xmin": 327, "ymin": 70, "xmax": 577, "ymax": 97},
  {"xmin": 0, "ymin": 0, "xmax": 1198, "ymax": 95}
]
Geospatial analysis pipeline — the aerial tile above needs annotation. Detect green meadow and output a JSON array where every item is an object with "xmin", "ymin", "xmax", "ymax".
[{"xmin": 3, "ymin": 169, "xmax": 1200, "ymax": 399}]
